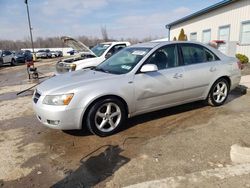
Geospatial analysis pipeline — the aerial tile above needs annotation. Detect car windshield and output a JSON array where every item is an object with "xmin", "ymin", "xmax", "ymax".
[
  {"xmin": 38, "ymin": 50, "xmax": 45, "ymax": 52},
  {"xmin": 18, "ymin": 51, "xmax": 26, "ymax": 55},
  {"xmin": 91, "ymin": 44, "xmax": 111, "ymax": 57},
  {"xmin": 95, "ymin": 47, "xmax": 151, "ymax": 75}
]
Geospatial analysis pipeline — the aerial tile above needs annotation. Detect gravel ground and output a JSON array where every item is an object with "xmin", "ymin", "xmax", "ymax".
[{"xmin": 0, "ymin": 60, "xmax": 250, "ymax": 188}]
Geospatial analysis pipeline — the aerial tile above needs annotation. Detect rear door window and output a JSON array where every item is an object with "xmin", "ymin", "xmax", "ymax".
[{"xmin": 180, "ymin": 44, "xmax": 219, "ymax": 65}]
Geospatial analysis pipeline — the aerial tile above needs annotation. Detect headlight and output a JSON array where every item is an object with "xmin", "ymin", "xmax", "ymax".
[
  {"xmin": 43, "ymin": 93, "xmax": 74, "ymax": 105},
  {"xmin": 70, "ymin": 63, "xmax": 77, "ymax": 71}
]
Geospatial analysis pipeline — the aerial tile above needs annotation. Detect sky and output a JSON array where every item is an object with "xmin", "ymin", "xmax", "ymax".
[{"xmin": 0, "ymin": 0, "xmax": 222, "ymax": 41}]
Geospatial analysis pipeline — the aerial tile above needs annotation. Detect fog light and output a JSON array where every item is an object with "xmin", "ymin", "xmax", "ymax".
[{"xmin": 47, "ymin": 120, "xmax": 60, "ymax": 125}]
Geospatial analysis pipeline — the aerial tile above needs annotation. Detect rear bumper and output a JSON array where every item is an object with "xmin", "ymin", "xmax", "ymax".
[{"xmin": 230, "ymin": 74, "xmax": 241, "ymax": 90}]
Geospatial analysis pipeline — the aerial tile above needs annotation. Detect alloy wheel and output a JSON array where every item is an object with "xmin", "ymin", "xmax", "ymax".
[
  {"xmin": 94, "ymin": 102, "xmax": 122, "ymax": 133},
  {"xmin": 212, "ymin": 81, "xmax": 228, "ymax": 104}
]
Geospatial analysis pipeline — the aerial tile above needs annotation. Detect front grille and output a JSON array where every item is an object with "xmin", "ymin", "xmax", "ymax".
[
  {"xmin": 33, "ymin": 90, "xmax": 41, "ymax": 103},
  {"xmin": 56, "ymin": 62, "xmax": 70, "ymax": 74}
]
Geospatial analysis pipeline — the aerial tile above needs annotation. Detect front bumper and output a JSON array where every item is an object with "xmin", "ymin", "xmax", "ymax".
[{"xmin": 32, "ymin": 92, "xmax": 83, "ymax": 130}]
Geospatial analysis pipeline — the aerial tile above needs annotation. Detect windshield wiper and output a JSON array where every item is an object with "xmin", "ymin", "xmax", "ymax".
[{"xmin": 94, "ymin": 67, "xmax": 110, "ymax": 73}]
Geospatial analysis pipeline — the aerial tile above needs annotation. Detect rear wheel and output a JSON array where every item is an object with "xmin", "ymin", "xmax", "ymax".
[
  {"xmin": 86, "ymin": 98, "xmax": 127, "ymax": 137},
  {"xmin": 207, "ymin": 78, "xmax": 229, "ymax": 106}
]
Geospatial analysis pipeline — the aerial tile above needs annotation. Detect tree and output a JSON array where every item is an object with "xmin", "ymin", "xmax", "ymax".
[
  {"xmin": 101, "ymin": 26, "xmax": 109, "ymax": 42},
  {"xmin": 178, "ymin": 29, "xmax": 187, "ymax": 41}
]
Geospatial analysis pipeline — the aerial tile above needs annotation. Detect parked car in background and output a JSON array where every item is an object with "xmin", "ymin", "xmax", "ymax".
[
  {"xmin": 36, "ymin": 50, "xmax": 47, "ymax": 59},
  {"xmin": 0, "ymin": 50, "xmax": 16, "ymax": 66},
  {"xmin": 36, "ymin": 49, "xmax": 52, "ymax": 59},
  {"xmin": 67, "ymin": 50, "xmax": 78, "ymax": 56},
  {"xmin": 45, "ymin": 49, "xmax": 52, "ymax": 58},
  {"xmin": 51, "ymin": 51, "xmax": 59, "ymax": 58},
  {"xmin": 14, "ymin": 50, "xmax": 33, "ymax": 63},
  {"xmin": 51, "ymin": 51, "xmax": 63, "ymax": 58},
  {"xmin": 33, "ymin": 41, "xmax": 241, "ymax": 136},
  {"xmin": 56, "ymin": 36, "xmax": 130, "ymax": 74},
  {"xmin": 56, "ymin": 51, "xmax": 63, "ymax": 57}
]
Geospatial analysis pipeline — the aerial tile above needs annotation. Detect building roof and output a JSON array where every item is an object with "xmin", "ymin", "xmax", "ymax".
[{"xmin": 166, "ymin": 0, "xmax": 236, "ymax": 28}]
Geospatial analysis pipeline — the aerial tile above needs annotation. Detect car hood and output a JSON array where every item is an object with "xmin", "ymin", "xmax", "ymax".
[
  {"xmin": 37, "ymin": 69, "xmax": 118, "ymax": 95},
  {"xmin": 61, "ymin": 36, "xmax": 97, "ymax": 57}
]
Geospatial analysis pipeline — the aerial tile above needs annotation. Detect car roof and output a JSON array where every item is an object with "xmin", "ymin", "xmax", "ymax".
[
  {"xmin": 101, "ymin": 41, "xmax": 130, "ymax": 45},
  {"xmin": 131, "ymin": 41, "xmax": 211, "ymax": 48},
  {"xmin": 132, "ymin": 42, "xmax": 163, "ymax": 48}
]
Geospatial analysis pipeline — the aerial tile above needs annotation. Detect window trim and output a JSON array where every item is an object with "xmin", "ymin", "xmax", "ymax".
[
  {"xmin": 239, "ymin": 20, "xmax": 250, "ymax": 46},
  {"xmin": 190, "ymin": 32, "xmax": 198, "ymax": 41},
  {"xmin": 178, "ymin": 43, "xmax": 220, "ymax": 67},
  {"xmin": 218, "ymin": 24, "xmax": 231, "ymax": 41},
  {"xmin": 202, "ymin": 29, "xmax": 211, "ymax": 44}
]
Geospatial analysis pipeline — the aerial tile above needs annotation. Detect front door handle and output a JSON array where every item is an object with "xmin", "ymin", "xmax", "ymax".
[{"xmin": 210, "ymin": 67, "xmax": 216, "ymax": 72}]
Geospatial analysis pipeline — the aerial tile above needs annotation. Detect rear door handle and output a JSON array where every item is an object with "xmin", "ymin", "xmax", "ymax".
[{"xmin": 210, "ymin": 67, "xmax": 216, "ymax": 72}]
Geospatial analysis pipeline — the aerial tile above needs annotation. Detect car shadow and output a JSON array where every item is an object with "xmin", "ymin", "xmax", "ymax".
[
  {"xmin": 226, "ymin": 85, "xmax": 247, "ymax": 104},
  {"xmin": 62, "ymin": 129, "xmax": 92, "ymax": 137},
  {"xmin": 124, "ymin": 86, "xmax": 246, "ymax": 132},
  {"xmin": 124, "ymin": 100, "xmax": 206, "ymax": 132},
  {"xmin": 52, "ymin": 145, "xmax": 129, "ymax": 188}
]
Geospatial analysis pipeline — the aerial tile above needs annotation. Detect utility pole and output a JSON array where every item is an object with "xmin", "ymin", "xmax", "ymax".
[
  {"xmin": 24, "ymin": 0, "xmax": 36, "ymax": 60},
  {"xmin": 165, "ymin": 25, "xmax": 171, "ymax": 41}
]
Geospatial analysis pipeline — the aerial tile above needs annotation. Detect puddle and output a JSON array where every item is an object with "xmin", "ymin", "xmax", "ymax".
[
  {"xmin": 0, "ymin": 91, "xmax": 33, "ymax": 101},
  {"xmin": 0, "ymin": 92, "xmax": 18, "ymax": 101},
  {"xmin": 52, "ymin": 145, "xmax": 130, "ymax": 188}
]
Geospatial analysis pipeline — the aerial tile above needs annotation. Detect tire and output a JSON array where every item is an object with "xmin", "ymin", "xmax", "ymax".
[
  {"xmin": 32, "ymin": 72, "xmax": 39, "ymax": 79},
  {"xmin": 86, "ymin": 98, "xmax": 127, "ymax": 137},
  {"xmin": 11, "ymin": 59, "xmax": 17, "ymax": 66},
  {"xmin": 207, "ymin": 78, "xmax": 229, "ymax": 106}
]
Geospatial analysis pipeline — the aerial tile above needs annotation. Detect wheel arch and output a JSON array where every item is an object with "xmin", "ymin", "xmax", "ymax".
[
  {"xmin": 214, "ymin": 76, "xmax": 231, "ymax": 90},
  {"xmin": 81, "ymin": 94, "xmax": 129, "ymax": 129}
]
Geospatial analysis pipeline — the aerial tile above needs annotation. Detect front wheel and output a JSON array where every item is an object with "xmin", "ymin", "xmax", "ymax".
[
  {"xmin": 86, "ymin": 98, "xmax": 127, "ymax": 137},
  {"xmin": 207, "ymin": 78, "xmax": 229, "ymax": 106},
  {"xmin": 11, "ymin": 59, "xmax": 17, "ymax": 66}
]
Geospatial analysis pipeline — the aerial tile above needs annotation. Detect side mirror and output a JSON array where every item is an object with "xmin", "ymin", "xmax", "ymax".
[
  {"xmin": 140, "ymin": 64, "xmax": 158, "ymax": 73},
  {"xmin": 105, "ymin": 52, "xmax": 112, "ymax": 59}
]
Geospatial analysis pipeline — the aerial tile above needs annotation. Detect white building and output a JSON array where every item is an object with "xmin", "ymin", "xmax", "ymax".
[{"xmin": 166, "ymin": 0, "xmax": 250, "ymax": 58}]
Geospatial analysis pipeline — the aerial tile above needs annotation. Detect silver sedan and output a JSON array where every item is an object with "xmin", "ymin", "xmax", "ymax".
[{"xmin": 33, "ymin": 41, "xmax": 241, "ymax": 136}]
